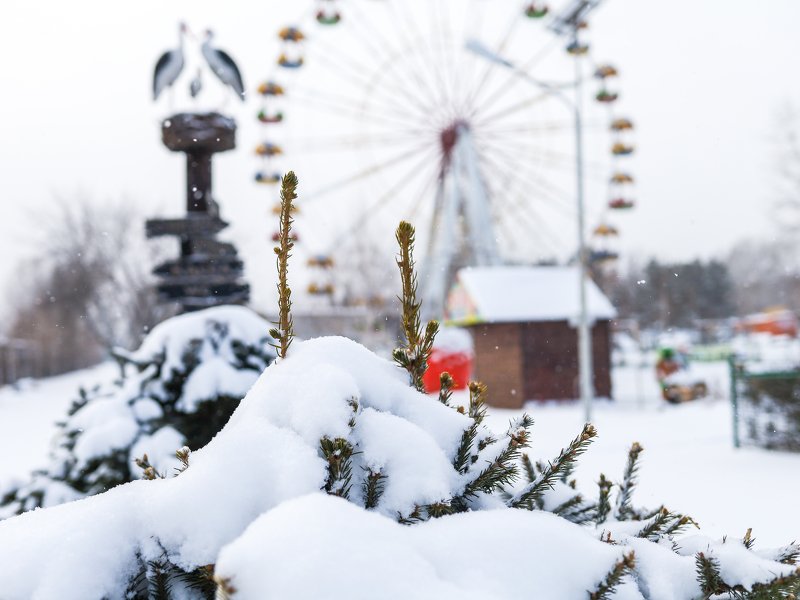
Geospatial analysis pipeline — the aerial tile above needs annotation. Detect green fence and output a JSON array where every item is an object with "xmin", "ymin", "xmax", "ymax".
[{"xmin": 729, "ymin": 357, "xmax": 800, "ymax": 450}]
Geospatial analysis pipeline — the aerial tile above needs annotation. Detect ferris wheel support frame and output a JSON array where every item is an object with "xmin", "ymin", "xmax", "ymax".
[{"xmin": 421, "ymin": 122, "xmax": 502, "ymax": 320}]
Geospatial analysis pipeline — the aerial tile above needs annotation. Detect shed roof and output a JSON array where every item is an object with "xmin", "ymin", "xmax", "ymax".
[{"xmin": 447, "ymin": 266, "xmax": 617, "ymax": 325}]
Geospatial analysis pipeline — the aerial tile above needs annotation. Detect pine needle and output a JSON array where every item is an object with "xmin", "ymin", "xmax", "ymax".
[
  {"xmin": 589, "ymin": 551, "xmax": 635, "ymax": 600},
  {"xmin": 269, "ymin": 171, "xmax": 298, "ymax": 359},
  {"xmin": 615, "ymin": 441, "xmax": 643, "ymax": 520},
  {"xmin": 510, "ymin": 423, "xmax": 597, "ymax": 510},
  {"xmin": 392, "ymin": 221, "xmax": 438, "ymax": 391}
]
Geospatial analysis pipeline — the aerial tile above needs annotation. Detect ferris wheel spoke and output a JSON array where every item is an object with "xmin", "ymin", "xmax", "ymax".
[
  {"xmin": 471, "ymin": 35, "xmax": 563, "ymax": 118},
  {"xmin": 288, "ymin": 88, "xmax": 431, "ymax": 133},
  {"xmin": 461, "ymin": 9, "xmax": 523, "ymax": 117},
  {"xmin": 511, "ymin": 200, "xmax": 571, "ymax": 256},
  {"xmin": 475, "ymin": 122, "xmax": 603, "ymax": 138},
  {"xmin": 487, "ymin": 150, "xmax": 609, "ymax": 186},
  {"xmin": 474, "ymin": 119, "xmax": 579, "ymax": 137},
  {"xmin": 289, "ymin": 81, "xmax": 429, "ymax": 133},
  {"xmin": 303, "ymin": 142, "xmax": 435, "ymax": 204},
  {"xmin": 389, "ymin": 1, "xmax": 453, "ymax": 123},
  {"xmin": 286, "ymin": 132, "xmax": 433, "ymax": 153},
  {"xmin": 305, "ymin": 29, "xmax": 443, "ymax": 127},
  {"xmin": 322, "ymin": 146, "xmax": 441, "ymax": 251},
  {"xmin": 359, "ymin": 51, "xmax": 447, "ymax": 130},
  {"xmin": 472, "ymin": 91, "xmax": 553, "ymax": 127},
  {"xmin": 346, "ymin": 2, "xmax": 446, "ymax": 119},
  {"xmin": 477, "ymin": 147, "xmax": 577, "ymax": 220},
  {"xmin": 301, "ymin": 46, "xmax": 434, "ymax": 125},
  {"xmin": 431, "ymin": 0, "xmax": 463, "ymax": 121},
  {"xmin": 478, "ymin": 151, "xmax": 571, "ymax": 257},
  {"xmin": 477, "ymin": 136, "xmax": 608, "ymax": 176},
  {"xmin": 405, "ymin": 165, "xmax": 442, "ymax": 226},
  {"xmin": 497, "ymin": 194, "xmax": 566, "ymax": 258}
]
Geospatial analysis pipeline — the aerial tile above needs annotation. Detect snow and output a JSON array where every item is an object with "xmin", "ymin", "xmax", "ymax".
[
  {"xmin": 71, "ymin": 397, "xmax": 139, "ymax": 466},
  {"xmin": 0, "ymin": 335, "xmax": 798, "ymax": 598},
  {"xmin": 0, "ymin": 362, "xmax": 118, "ymax": 488},
  {"xmin": 128, "ymin": 304, "xmax": 272, "ymax": 374},
  {"xmin": 128, "ymin": 426, "xmax": 185, "ymax": 476},
  {"xmin": 451, "ymin": 266, "xmax": 616, "ymax": 324},
  {"xmin": 732, "ymin": 332, "xmax": 800, "ymax": 372},
  {"xmin": 215, "ymin": 494, "xmax": 629, "ymax": 600},
  {"xmin": 179, "ymin": 356, "xmax": 261, "ymax": 411}
]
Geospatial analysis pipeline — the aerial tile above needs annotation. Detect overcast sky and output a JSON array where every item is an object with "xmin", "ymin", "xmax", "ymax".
[{"xmin": 2, "ymin": 0, "xmax": 800, "ymax": 313}]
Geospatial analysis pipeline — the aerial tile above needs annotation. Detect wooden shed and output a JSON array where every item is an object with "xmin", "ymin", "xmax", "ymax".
[{"xmin": 446, "ymin": 266, "xmax": 616, "ymax": 408}]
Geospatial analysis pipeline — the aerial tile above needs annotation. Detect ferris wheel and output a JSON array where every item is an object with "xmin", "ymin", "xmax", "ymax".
[{"xmin": 253, "ymin": 0, "xmax": 637, "ymax": 317}]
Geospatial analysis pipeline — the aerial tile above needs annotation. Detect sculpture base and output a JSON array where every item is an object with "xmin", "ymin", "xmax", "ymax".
[{"xmin": 162, "ymin": 112, "xmax": 236, "ymax": 153}]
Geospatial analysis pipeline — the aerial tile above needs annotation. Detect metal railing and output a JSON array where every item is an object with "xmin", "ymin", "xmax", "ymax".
[{"xmin": 730, "ymin": 356, "xmax": 800, "ymax": 450}]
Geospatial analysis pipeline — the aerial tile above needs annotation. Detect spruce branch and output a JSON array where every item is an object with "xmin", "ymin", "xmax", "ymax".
[
  {"xmin": 393, "ymin": 221, "xmax": 439, "ymax": 391},
  {"xmin": 695, "ymin": 552, "xmax": 730, "ymax": 598},
  {"xmin": 397, "ymin": 505, "xmax": 424, "ymax": 525},
  {"xmin": 320, "ymin": 437, "xmax": 355, "ymax": 499},
  {"xmin": 596, "ymin": 473, "xmax": 613, "ymax": 524},
  {"xmin": 424, "ymin": 500, "xmax": 456, "ymax": 519},
  {"xmin": 269, "ymin": 171, "xmax": 298, "ymax": 359},
  {"xmin": 743, "ymin": 528, "xmax": 755, "ymax": 550},
  {"xmin": 134, "ymin": 454, "xmax": 165, "ymax": 480},
  {"xmin": 453, "ymin": 382, "xmax": 491, "ymax": 474},
  {"xmin": 396, "ymin": 221, "xmax": 420, "ymax": 351},
  {"xmin": 510, "ymin": 423, "xmax": 597, "ymax": 510},
  {"xmin": 176, "ymin": 564, "xmax": 217, "ymax": 597},
  {"xmin": 148, "ymin": 562, "xmax": 172, "ymax": 600},
  {"xmin": 521, "ymin": 454, "xmax": 537, "ymax": 484},
  {"xmin": 215, "ymin": 575, "xmax": 237, "ymax": 600},
  {"xmin": 362, "ymin": 468, "xmax": 386, "ymax": 510},
  {"xmin": 174, "ymin": 446, "xmax": 191, "ymax": 476},
  {"xmin": 746, "ymin": 571, "xmax": 800, "ymax": 599},
  {"xmin": 589, "ymin": 551, "xmax": 636, "ymax": 600},
  {"xmin": 770, "ymin": 544, "xmax": 800, "ymax": 566},
  {"xmin": 615, "ymin": 441, "xmax": 643, "ymax": 521},
  {"xmin": 438, "ymin": 372, "xmax": 454, "ymax": 405},
  {"xmin": 551, "ymin": 494, "xmax": 584, "ymax": 518},
  {"xmin": 635, "ymin": 508, "xmax": 696, "ymax": 541},
  {"xmin": 461, "ymin": 415, "xmax": 532, "ymax": 498}
]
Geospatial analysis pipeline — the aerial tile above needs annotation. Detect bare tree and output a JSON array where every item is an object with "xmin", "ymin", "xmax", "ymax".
[{"xmin": 4, "ymin": 197, "xmax": 173, "ymax": 375}]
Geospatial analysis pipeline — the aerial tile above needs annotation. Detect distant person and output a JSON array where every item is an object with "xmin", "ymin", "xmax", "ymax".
[{"xmin": 655, "ymin": 348, "xmax": 681, "ymax": 383}]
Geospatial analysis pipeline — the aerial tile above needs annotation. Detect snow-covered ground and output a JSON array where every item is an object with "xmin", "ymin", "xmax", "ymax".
[
  {"xmin": 0, "ymin": 363, "xmax": 118, "ymax": 486},
  {"xmin": 1, "ymin": 356, "xmax": 798, "ymax": 547},
  {"xmin": 489, "ymin": 360, "xmax": 800, "ymax": 547}
]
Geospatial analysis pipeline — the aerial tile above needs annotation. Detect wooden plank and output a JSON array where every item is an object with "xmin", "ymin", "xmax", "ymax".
[
  {"xmin": 154, "ymin": 257, "xmax": 244, "ymax": 277},
  {"xmin": 146, "ymin": 216, "xmax": 228, "ymax": 238}
]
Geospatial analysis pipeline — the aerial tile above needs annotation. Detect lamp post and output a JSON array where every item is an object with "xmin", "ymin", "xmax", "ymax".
[{"xmin": 466, "ymin": 29, "xmax": 596, "ymax": 423}]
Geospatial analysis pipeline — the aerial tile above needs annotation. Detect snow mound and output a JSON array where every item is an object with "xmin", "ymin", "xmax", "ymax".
[
  {"xmin": 215, "ymin": 493, "xmax": 632, "ymax": 600},
  {"xmin": 0, "ymin": 334, "xmax": 796, "ymax": 599}
]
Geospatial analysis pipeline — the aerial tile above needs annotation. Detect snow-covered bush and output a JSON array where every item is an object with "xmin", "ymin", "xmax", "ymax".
[
  {"xmin": 0, "ymin": 334, "xmax": 797, "ymax": 599},
  {"xmin": 0, "ymin": 183, "xmax": 797, "ymax": 598},
  {"xmin": 0, "ymin": 305, "xmax": 275, "ymax": 516}
]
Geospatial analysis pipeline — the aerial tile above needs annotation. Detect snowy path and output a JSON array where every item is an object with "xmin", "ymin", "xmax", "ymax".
[{"xmin": 0, "ymin": 359, "xmax": 798, "ymax": 547}]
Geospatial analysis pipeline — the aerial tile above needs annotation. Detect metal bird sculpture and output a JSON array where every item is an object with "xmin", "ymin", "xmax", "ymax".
[
  {"xmin": 189, "ymin": 68, "xmax": 203, "ymax": 99},
  {"xmin": 201, "ymin": 30, "xmax": 246, "ymax": 101},
  {"xmin": 153, "ymin": 22, "xmax": 187, "ymax": 101}
]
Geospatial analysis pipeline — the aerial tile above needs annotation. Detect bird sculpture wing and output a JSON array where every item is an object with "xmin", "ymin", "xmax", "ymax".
[
  {"xmin": 153, "ymin": 49, "xmax": 184, "ymax": 100},
  {"xmin": 207, "ymin": 48, "xmax": 246, "ymax": 100}
]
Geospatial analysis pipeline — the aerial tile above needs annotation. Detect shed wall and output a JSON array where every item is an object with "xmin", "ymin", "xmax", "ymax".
[
  {"xmin": 468, "ymin": 320, "xmax": 612, "ymax": 406},
  {"xmin": 470, "ymin": 323, "xmax": 525, "ymax": 409}
]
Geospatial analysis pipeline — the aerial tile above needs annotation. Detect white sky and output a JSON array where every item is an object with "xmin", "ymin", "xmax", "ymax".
[{"xmin": 2, "ymin": 0, "xmax": 800, "ymax": 313}]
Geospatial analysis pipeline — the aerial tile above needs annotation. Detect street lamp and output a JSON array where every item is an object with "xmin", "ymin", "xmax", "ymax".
[{"xmin": 466, "ymin": 29, "xmax": 596, "ymax": 423}]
